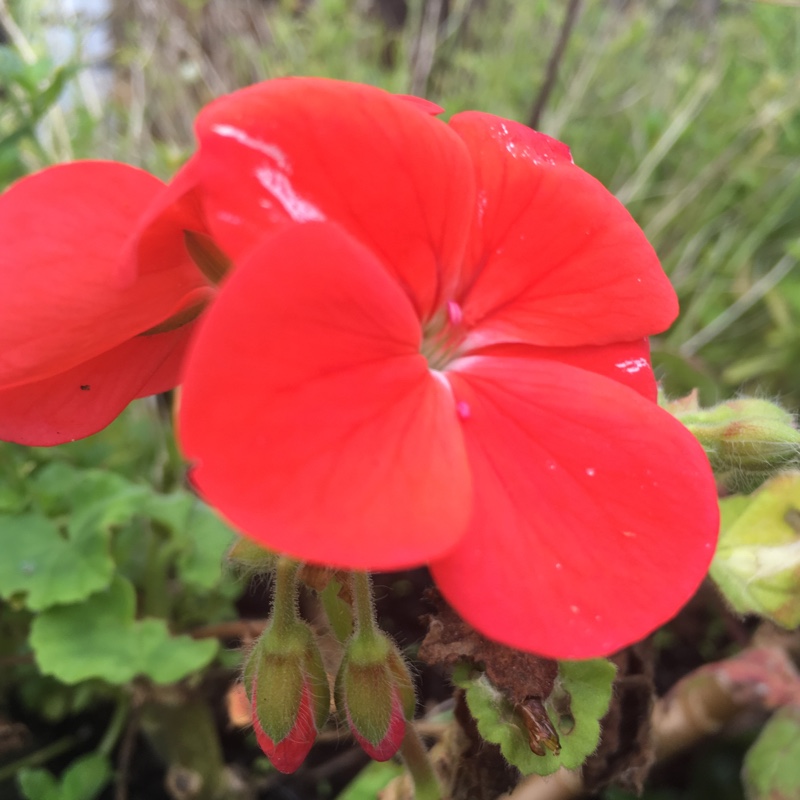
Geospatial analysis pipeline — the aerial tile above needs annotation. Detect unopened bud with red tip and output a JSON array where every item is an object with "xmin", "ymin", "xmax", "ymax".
[
  {"xmin": 336, "ymin": 631, "xmax": 416, "ymax": 761},
  {"xmin": 246, "ymin": 619, "xmax": 330, "ymax": 773}
]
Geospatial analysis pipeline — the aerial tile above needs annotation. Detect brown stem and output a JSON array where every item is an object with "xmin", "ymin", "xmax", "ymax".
[{"xmin": 528, "ymin": 0, "xmax": 584, "ymax": 129}]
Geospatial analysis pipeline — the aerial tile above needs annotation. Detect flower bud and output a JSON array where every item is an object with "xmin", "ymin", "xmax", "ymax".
[
  {"xmin": 336, "ymin": 632, "xmax": 415, "ymax": 761},
  {"xmin": 227, "ymin": 537, "xmax": 276, "ymax": 573},
  {"xmin": 247, "ymin": 621, "xmax": 330, "ymax": 773},
  {"xmin": 664, "ymin": 392, "xmax": 800, "ymax": 491}
]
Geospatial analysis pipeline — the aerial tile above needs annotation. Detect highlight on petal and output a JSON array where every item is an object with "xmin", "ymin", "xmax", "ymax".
[
  {"xmin": 432, "ymin": 355, "xmax": 719, "ymax": 659},
  {"xmin": 192, "ymin": 77, "xmax": 476, "ymax": 320},
  {"xmin": 449, "ymin": 112, "xmax": 678, "ymax": 349},
  {"xmin": 0, "ymin": 324, "xmax": 195, "ymax": 446},
  {"xmin": 471, "ymin": 338, "xmax": 659, "ymax": 401},
  {"xmin": 0, "ymin": 162, "xmax": 202, "ymax": 389},
  {"xmin": 179, "ymin": 221, "xmax": 471, "ymax": 570}
]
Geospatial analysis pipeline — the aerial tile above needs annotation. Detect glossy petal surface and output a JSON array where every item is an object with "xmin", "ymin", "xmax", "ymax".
[
  {"xmin": 193, "ymin": 77, "xmax": 475, "ymax": 320},
  {"xmin": 0, "ymin": 162, "xmax": 201, "ymax": 388},
  {"xmin": 433, "ymin": 356, "xmax": 719, "ymax": 658},
  {"xmin": 474, "ymin": 338, "xmax": 658, "ymax": 401},
  {"xmin": 0, "ymin": 325, "xmax": 194, "ymax": 446},
  {"xmin": 180, "ymin": 222, "xmax": 471, "ymax": 569},
  {"xmin": 450, "ymin": 113, "xmax": 678, "ymax": 348}
]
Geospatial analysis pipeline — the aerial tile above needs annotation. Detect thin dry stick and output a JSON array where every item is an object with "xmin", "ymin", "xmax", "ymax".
[
  {"xmin": 409, "ymin": 0, "xmax": 444, "ymax": 98},
  {"xmin": 528, "ymin": 0, "xmax": 584, "ymax": 130},
  {"xmin": 115, "ymin": 705, "xmax": 141, "ymax": 800}
]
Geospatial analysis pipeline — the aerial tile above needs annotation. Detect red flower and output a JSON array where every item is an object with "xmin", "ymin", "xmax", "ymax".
[
  {"xmin": 0, "ymin": 161, "xmax": 209, "ymax": 445},
  {"xmin": 157, "ymin": 78, "xmax": 717, "ymax": 658}
]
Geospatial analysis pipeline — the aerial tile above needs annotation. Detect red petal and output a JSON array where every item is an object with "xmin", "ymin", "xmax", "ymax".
[
  {"xmin": 449, "ymin": 113, "xmax": 678, "ymax": 348},
  {"xmin": 123, "ymin": 155, "xmax": 212, "ymax": 281},
  {"xmin": 473, "ymin": 338, "xmax": 658, "ymax": 401},
  {"xmin": 0, "ymin": 324, "xmax": 194, "ymax": 446},
  {"xmin": 252, "ymin": 683, "xmax": 316, "ymax": 774},
  {"xmin": 432, "ymin": 356, "xmax": 719, "ymax": 659},
  {"xmin": 179, "ymin": 222, "xmax": 471, "ymax": 569},
  {"xmin": 192, "ymin": 77, "xmax": 475, "ymax": 320},
  {"xmin": 0, "ymin": 162, "xmax": 202, "ymax": 389}
]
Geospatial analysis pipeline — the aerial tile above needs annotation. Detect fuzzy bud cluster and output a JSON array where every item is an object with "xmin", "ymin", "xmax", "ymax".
[{"xmin": 664, "ymin": 392, "xmax": 800, "ymax": 491}]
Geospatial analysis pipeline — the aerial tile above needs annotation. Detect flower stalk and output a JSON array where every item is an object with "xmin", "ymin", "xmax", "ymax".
[{"xmin": 399, "ymin": 723, "xmax": 442, "ymax": 800}]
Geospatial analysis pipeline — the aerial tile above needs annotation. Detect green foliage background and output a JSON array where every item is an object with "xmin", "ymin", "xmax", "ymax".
[{"xmin": 1, "ymin": 1, "xmax": 799, "ymax": 799}]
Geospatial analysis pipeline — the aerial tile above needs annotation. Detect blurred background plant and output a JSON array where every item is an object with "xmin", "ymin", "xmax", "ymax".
[{"xmin": 1, "ymin": 1, "xmax": 799, "ymax": 799}]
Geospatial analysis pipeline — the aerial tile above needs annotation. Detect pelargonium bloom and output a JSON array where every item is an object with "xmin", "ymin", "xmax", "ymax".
[
  {"xmin": 0, "ymin": 161, "xmax": 210, "ymax": 445},
  {"xmin": 148, "ymin": 78, "xmax": 717, "ymax": 658}
]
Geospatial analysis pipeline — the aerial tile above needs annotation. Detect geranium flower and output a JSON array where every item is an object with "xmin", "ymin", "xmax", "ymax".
[
  {"xmin": 0, "ymin": 161, "xmax": 211, "ymax": 445},
  {"xmin": 145, "ymin": 78, "xmax": 718, "ymax": 658}
]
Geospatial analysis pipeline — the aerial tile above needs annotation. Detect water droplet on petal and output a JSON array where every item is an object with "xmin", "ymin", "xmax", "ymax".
[
  {"xmin": 570, "ymin": 605, "xmax": 580, "ymax": 614},
  {"xmin": 585, "ymin": 467, "xmax": 596, "ymax": 477},
  {"xmin": 456, "ymin": 400, "xmax": 471, "ymax": 421}
]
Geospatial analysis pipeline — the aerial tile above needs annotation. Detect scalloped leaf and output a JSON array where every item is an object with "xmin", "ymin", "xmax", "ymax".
[
  {"xmin": 30, "ymin": 577, "xmax": 218, "ymax": 684},
  {"xmin": 454, "ymin": 658, "xmax": 615, "ymax": 776},
  {"xmin": 0, "ymin": 513, "xmax": 114, "ymax": 611},
  {"xmin": 743, "ymin": 707, "xmax": 800, "ymax": 799}
]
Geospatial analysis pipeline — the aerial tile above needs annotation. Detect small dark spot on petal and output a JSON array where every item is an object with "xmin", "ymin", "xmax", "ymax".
[{"xmin": 80, "ymin": 385, "xmax": 91, "ymax": 391}]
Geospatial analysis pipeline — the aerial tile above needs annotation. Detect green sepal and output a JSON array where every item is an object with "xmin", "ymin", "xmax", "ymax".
[
  {"xmin": 252, "ymin": 619, "xmax": 331, "ymax": 740},
  {"xmin": 336, "ymin": 632, "xmax": 415, "ymax": 746},
  {"xmin": 226, "ymin": 536, "xmax": 277, "ymax": 574},
  {"xmin": 454, "ymin": 658, "xmax": 616, "ymax": 777}
]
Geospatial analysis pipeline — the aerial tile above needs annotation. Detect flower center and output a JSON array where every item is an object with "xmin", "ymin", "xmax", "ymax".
[{"xmin": 421, "ymin": 300, "xmax": 466, "ymax": 371}]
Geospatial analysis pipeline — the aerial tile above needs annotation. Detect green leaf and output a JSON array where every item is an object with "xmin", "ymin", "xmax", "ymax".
[
  {"xmin": 337, "ymin": 760, "xmax": 404, "ymax": 800},
  {"xmin": 710, "ymin": 471, "xmax": 800, "ymax": 627},
  {"xmin": 30, "ymin": 577, "xmax": 218, "ymax": 684},
  {"xmin": 0, "ymin": 513, "xmax": 114, "ymax": 611},
  {"xmin": 454, "ymin": 658, "xmax": 616, "ymax": 777},
  {"xmin": 147, "ymin": 494, "xmax": 234, "ymax": 590},
  {"xmin": 16, "ymin": 753, "xmax": 110, "ymax": 800},
  {"xmin": 60, "ymin": 753, "xmax": 111, "ymax": 800},
  {"xmin": 743, "ymin": 707, "xmax": 800, "ymax": 799},
  {"xmin": 17, "ymin": 768, "xmax": 59, "ymax": 800}
]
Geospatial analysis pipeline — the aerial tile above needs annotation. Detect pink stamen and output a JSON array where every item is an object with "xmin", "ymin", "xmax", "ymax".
[{"xmin": 447, "ymin": 300, "xmax": 463, "ymax": 326}]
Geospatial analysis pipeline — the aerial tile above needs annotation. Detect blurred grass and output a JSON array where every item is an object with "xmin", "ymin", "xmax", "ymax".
[{"xmin": 4, "ymin": 0, "xmax": 800, "ymax": 406}]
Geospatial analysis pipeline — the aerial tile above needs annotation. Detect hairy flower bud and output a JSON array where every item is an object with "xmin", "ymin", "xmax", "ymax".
[
  {"xmin": 227, "ymin": 536, "xmax": 276, "ymax": 573},
  {"xmin": 664, "ymin": 392, "xmax": 800, "ymax": 491},
  {"xmin": 336, "ymin": 632, "xmax": 415, "ymax": 761},
  {"xmin": 247, "ymin": 620, "xmax": 330, "ymax": 773}
]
